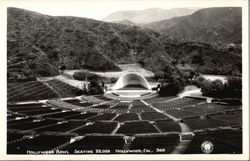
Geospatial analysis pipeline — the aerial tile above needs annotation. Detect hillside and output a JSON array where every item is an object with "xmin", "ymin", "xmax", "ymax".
[
  {"xmin": 143, "ymin": 7, "xmax": 242, "ymax": 44},
  {"xmin": 7, "ymin": 7, "xmax": 172, "ymax": 82},
  {"xmin": 7, "ymin": 8, "xmax": 242, "ymax": 83},
  {"xmin": 103, "ymin": 8, "xmax": 199, "ymax": 24},
  {"xmin": 161, "ymin": 38, "xmax": 242, "ymax": 75}
]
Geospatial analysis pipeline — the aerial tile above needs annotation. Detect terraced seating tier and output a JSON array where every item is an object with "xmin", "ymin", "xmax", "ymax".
[
  {"xmin": 129, "ymin": 105, "xmax": 155, "ymax": 113},
  {"xmin": 8, "ymin": 106, "xmax": 48, "ymax": 112},
  {"xmin": 155, "ymin": 120, "xmax": 181, "ymax": 133},
  {"xmin": 114, "ymin": 113, "xmax": 139, "ymax": 122},
  {"xmin": 111, "ymin": 105, "xmax": 129, "ymax": 110},
  {"xmin": 143, "ymin": 96, "xmax": 176, "ymax": 104},
  {"xmin": 209, "ymin": 111, "xmax": 242, "ymax": 126},
  {"xmin": 116, "ymin": 121, "xmax": 159, "ymax": 135},
  {"xmin": 7, "ymin": 118, "xmax": 34, "ymax": 126},
  {"xmin": 7, "ymin": 113, "xmax": 26, "ymax": 120},
  {"xmin": 88, "ymin": 113, "xmax": 117, "ymax": 122},
  {"xmin": 64, "ymin": 112, "xmax": 98, "ymax": 120},
  {"xmin": 61, "ymin": 135, "xmax": 125, "ymax": 154},
  {"xmin": 44, "ymin": 111, "xmax": 81, "ymax": 119},
  {"xmin": 18, "ymin": 108, "xmax": 62, "ymax": 116},
  {"xmin": 183, "ymin": 103, "xmax": 241, "ymax": 115},
  {"xmin": 141, "ymin": 112, "xmax": 170, "ymax": 121},
  {"xmin": 94, "ymin": 95, "xmax": 113, "ymax": 101},
  {"xmin": 184, "ymin": 118, "xmax": 240, "ymax": 130},
  {"xmin": 35, "ymin": 121, "xmax": 87, "ymax": 133},
  {"xmin": 7, "ymin": 132, "xmax": 25, "ymax": 143},
  {"xmin": 7, "ymin": 135, "xmax": 72, "ymax": 154},
  {"xmin": 63, "ymin": 99, "xmax": 87, "ymax": 106},
  {"xmin": 164, "ymin": 109, "xmax": 198, "ymax": 119},
  {"xmin": 8, "ymin": 103, "xmax": 44, "ymax": 108},
  {"xmin": 8, "ymin": 81, "xmax": 59, "ymax": 102},
  {"xmin": 152, "ymin": 98, "xmax": 204, "ymax": 111},
  {"xmin": 8, "ymin": 119, "xmax": 58, "ymax": 131},
  {"xmin": 47, "ymin": 79, "xmax": 83, "ymax": 98},
  {"xmin": 91, "ymin": 104, "xmax": 111, "ymax": 109},
  {"xmin": 72, "ymin": 122, "xmax": 118, "ymax": 135},
  {"xmin": 48, "ymin": 100, "xmax": 114, "ymax": 114}
]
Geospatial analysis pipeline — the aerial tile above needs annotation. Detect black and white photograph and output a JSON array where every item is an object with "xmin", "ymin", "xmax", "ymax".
[{"xmin": 1, "ymin": 0, "xmax": 249, "ymax": 160}]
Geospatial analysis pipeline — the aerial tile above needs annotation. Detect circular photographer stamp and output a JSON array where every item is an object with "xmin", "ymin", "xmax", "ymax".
[{"xmin": 201, "ymin": 141, "xmax": 214, "ymax": 154}]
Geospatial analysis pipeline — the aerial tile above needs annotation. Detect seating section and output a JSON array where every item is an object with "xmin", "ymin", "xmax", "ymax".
[
  {"xmin": 155, "ymin": 120, "xmax": 181, "ymax": 132},
  {"xmin": 152, "ymin": 98, "xmax": 204, "ymax": 111},
  {"xmin": 114, "ymin": 113, "xmax": 139, "ymax": 122},
  {"xmin": 72, "ymin": 122, "xmax": 118, "ymax": 135},
  {"xmin": 7, "ymin": 95, "xmax": 242, "ymax": 154},
  {"xmin": 8, "ymin": 119, "xmax": 58, "ymax": 131},
  {"xmin": 184, "ymin": 129, "xmax": 242, "ymax": 154},
  {"xmin": 8, "ymin": 135, "xmax": 72, "ymax": 154},
  {"xmin": 44, "ymin": 111, "xmax": 81, "ymax": 119},
  {"xmin": 47, "ymin": 79, "xmax": 83, "ymax": 98},
  {"xmin": 63, "ymin": 112, "xmax": 98, "ymax": 121},
  {"xmin": 141, "ymin": 112, "xmax": 170, "ymax": 121},
  {"xmin": 8, "ymin": 79, "xmax": 84, "ymax": 102},
  {"xmin": 183, "ymin": 103, "xmax": 241, "ymax": 115},
  {"xmin": 8, "ymin": 81, "xmax": 59, "ymax": 102},
  {"xmin": 143, "ymin": 96, "xmax": 176, "ymax": 104},
  {"xmin": 61, "ymin": 135, "xmax": 125, "ymax": 154},
  {"xmin": 35, "ymin": 121, "xmax": 87, "ymax": 133},
  {"xmin": 7, "ymin": 132, "xmax": 25, "ymax": 143},
  {"xmin": 209, "ymin": 111, "xmax": 242, "ymax": 126},
  {"xmin": 116, "ymin": 121, "xmax": 159, "ymax": 135},
  {"xmin": 88, "ymin": 113, "xmax": 117, "ymax": 121},
  {"xmin": 164, "ymin": 109, "xmax": 198, "ymax": 119},
  {"xmin": 184, "ymin": 118, "xmax": 240, "ymax": 131}
]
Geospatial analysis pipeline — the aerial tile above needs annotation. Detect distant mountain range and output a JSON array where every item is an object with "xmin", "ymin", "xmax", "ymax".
[
  {"xmin": 7, "ymin": 7, "xmax": 242, "ymax": 82},
  {"xmin": 103, "ymin": 8, "xmax": 199, "ymax": 24},
  {"xmin": 143, "ymin": 7, "xmax": 242, "ymax": 44}
]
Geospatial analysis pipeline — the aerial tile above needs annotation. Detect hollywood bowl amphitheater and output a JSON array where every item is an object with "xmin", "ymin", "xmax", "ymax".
[{"xmin": 7, "ymin": 67, "xmax": 242, "ymax": 154}]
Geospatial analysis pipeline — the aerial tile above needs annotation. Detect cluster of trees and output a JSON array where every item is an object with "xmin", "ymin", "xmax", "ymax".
[
  {"xmin": 156, "ymin": 64, "xmax": 185, "ymax": 96},
  {"xmin": 154, "ymin": 62, "xmax": 242, "ymax": 99},
  {"xmin": 194, "ymin": 76, "xmax": 242, "ymax": 98}
]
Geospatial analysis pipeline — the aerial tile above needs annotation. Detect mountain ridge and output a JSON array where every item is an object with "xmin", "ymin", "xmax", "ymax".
[
  {"xmin": 103, "ymin": 8, "xmax": 199, "ymax": 24},
  {"xmin": 143, "ymin": 7, "xmax": 242, "ymax": 44}
]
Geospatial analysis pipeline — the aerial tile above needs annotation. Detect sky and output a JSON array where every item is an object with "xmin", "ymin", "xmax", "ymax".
[{"xmin": 3, "ymin": 0, "xmax": 243, "ymax": 20}]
